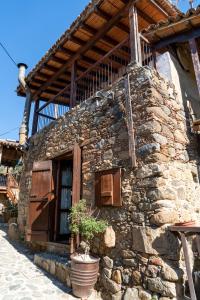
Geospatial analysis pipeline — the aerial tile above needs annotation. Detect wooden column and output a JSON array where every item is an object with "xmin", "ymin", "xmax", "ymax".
[
  {"xmin": 180, "ymin": 233, "xmax": 197, "ymax": 300},
  {"xmin": 125, "ymin": 74, "xmax": 137, "ymax": 168},
  {"xmin": 70, "ymin": 61, "xmax": 77, "ymax": 108},
  {"xmin": 189, "ymin": 38, "xmax": 200, "ymax": 96},
  {"xmin": 0, "ymin": 145, "xmax": 3, "ymax": 165},
  {"xmin": 31, "ymin": 100, "xmax": 40, "ymax": 135},
  {"xmin": 129, "ymin": 5, "xmax": 141, "ymax": 64}
]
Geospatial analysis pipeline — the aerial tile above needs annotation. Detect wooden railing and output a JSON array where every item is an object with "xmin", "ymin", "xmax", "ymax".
[
  {"xmin": 140, "ymin": 34, "xmax": 155, "ymax": 68},
  {"xmin": 37, "ymin": 103, "xmax": 70, "ymax": 131},
  {"xmin": 0, "ymin": 173, "xmax": 19, "ymax": 203},
  {"xmin": 35, "ymin": 38, "xmax": 130, "ymax": 132},
  {"xmin": 75, "ymin": 37, "xmax": 130, "ymax": 103},
  {"xmin": 33, "ymin": 35, "xmax": 156, "ymax": 133}
]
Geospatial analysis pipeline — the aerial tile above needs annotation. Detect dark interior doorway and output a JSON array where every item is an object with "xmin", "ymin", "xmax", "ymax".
[{"xmin": 55, "ymin": 159, "xmax": 73, "ymax": 243}]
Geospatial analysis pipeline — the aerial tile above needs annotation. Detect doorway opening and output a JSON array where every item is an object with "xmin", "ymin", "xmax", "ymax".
[{"xmin": 55, "ymin": 159, "xmax": 73, "ymax": 243}]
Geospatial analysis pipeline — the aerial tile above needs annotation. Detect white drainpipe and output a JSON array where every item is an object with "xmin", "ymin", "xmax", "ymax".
[{"xmin": 17, "ymin": 63, "xmax": 32, "ymax": 147}]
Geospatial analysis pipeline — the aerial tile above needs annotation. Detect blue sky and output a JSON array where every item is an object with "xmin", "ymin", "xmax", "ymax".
[{"xmin": 0, "ymin": 0, "xmax": 194, "ymax": 140}]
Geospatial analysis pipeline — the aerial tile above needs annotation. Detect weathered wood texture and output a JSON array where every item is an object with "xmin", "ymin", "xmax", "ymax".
[
  {"xmin": 189, "ymin": 38, "xmax": 200, "ymax": 96},
  {"xmin": 129, "ymin": 5, "xmax": 141, "ymax": 64},
  {"xmin": 95, "ymin": 168, "xmax": 122, "ymax": 207},
  {"xmin": 32, "ymin": 100, "xmax": 40, "ymax": 135},
  {"xmin": 31, "ymin": 1, "xmax": 133, "ymax": 102},
  {"xmin": 125, "ymin": 74, "xmax": 137, "ymax": 167},
  {"xmin": 72, "ymin": 143, "xmax": 81, "ymax": 205},
  {"xmin": 180, "ymin": 233, "xmax": 197, "ymax": 300},
  {"xmin": 70, "ymin": 61, "xmax": 77, "ymax": 108},
  {"xmin": 27, "ymin": 161, "xmax": 54, "ymax": 242}
]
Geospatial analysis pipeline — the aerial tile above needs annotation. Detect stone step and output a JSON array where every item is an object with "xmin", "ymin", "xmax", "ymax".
[
  {"xmin": 45, "ymin": 241, "xmax": 70, "ymax": 255},
  {"xmin": 30, "ymin": 241, "xmax": 70, "ymax": 255},
  {"xmin": 34, "ymin": 252, "xmax": 71, "ymax": 287}
]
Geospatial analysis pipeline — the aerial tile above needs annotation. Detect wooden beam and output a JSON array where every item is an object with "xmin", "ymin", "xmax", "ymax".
[
  {"xmin": 38, "ymin": 112, "xmax": 56, "ymax": 121},
  {"xmin": 43, "ymin": 64, "xmax": 59, "ymax": 73},
  {"xmin": 154, "ymin": 27, "xmax": 200, "ymax": 50},
  {"xmin": 180, "ymin": 233, "xmax": 197, "ymax": 300},
  {"xmin": 94, "ymin": 6, "xmax": 129, "ymax": 33},
  {"xmin": 71, "ymin": 35, "xmax": 125, "ymax": 58},
  {"xmin": 80, "ymin": 23, "xmax": 121, "ymax": 47},
  {"xmin": 59, "ymin": 47, "xmax": 106, "ymax": 68},
  {"xmin": 32, "ymin": 100, "xmax": 40, "ymax": 135},
  {"xmin": 129, "ymin": 5, "xmax": 141, "ymax": 64},
  {"xmin": 148, "ymin": 0, "xmax": 168, "ymax": 17},
  {"xmin": 32, "ymin": 0, "xmax": 133, "ymax": 100},
  {"xmin": 70, "ymin": 61, "xmax": 77, "ymax": 108},
  {"xmin": 189, "ymin": 38, "xmax": 200, "ymax": 96},
  {"xmin": 121, "ymin": 0, "xmax": 156, "ymax": 25},
  {"xmin": 37, "ymin": 37, "xmax": 128, "ymax": 112},
  {"xmin": 125, "ymin": 73, "xmax": 137, "ymax": 167}
]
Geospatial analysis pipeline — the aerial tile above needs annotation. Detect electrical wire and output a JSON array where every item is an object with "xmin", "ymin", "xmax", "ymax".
[
  {"xmin": 0, "ymin": 127, "xmax": 19, "ymax": 137},
  {"xmin": 0, "ymin": 42, "xmax": 17, "ymax": 68}
]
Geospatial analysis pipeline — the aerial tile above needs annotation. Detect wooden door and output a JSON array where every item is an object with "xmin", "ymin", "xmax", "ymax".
[
  {"xmin": 72, "ymin": 143, "xmax": 81, "ymax": 205},
  {"xmin": 54, "ymin": 143, "xmax": 81, "ymax": 246},
  {"xmin": 26, "ymin": 161, "xmax": 54, "ymax": 242}
]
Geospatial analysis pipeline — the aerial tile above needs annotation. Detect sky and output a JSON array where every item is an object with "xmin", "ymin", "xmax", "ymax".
[{"xmin": 0, "ymin": 0, "xmax": 195, "ymax": 141}]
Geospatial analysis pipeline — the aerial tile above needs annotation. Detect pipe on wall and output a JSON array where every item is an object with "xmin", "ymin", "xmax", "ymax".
[{"xmin": 17, "ymin": 63, "xmax": 32, "ymax": 147}]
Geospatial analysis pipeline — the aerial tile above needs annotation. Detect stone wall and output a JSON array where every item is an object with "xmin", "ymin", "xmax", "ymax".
[{"xmin": 18, "ymin": 64, "xmax": 200, "ymax": 300}]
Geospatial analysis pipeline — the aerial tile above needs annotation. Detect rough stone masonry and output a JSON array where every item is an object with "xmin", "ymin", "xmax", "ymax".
[{"xmin": 18, "ymin": 64, "xmax": 200, "ymax": 300}]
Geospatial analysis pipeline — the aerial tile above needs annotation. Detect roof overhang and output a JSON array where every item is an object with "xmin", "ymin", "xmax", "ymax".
[
  {"xmin": 17, "ymin": 0, "xmax": 179, "ymax": 105},
  {"xmin": 143, "ymin": 6, "xmax": 200, "ymax": 47}
]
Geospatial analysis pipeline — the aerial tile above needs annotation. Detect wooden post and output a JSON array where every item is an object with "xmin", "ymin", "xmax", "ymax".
[
  {"xmin": 189, "ymin": 38, "xmax": 200, "ymax": 96},
  {"xmin": 70, "ymin": 61, "xmax": 77, "ymax": 108},
  {"xmin": 125, "ymin": 74, "xmax": 137, "ymax": 168},
  {"xmin": 31, "ymin": 100, "xmax": 40, "ymax": 135},
  {"xmin": 180, "ymin": 233, "xmax": 197, "ymax": 300},
  {"xmin": 129, "ymin": 5, "xmax": 141, "ymax": 64},
  {"xmin": 0, "ymin": 145, "xmax": 3, "ymax": 165}
]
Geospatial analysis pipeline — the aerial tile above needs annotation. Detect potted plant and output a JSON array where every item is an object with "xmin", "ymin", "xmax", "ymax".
[{"xmin": 69, "ymin": 200, "xmax": 108, "ymax": 299}]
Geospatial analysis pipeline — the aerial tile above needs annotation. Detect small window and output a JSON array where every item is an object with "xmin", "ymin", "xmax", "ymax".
[{"xmin": 95, "ymin": 168, "xmax": 122, "ymax": 207}]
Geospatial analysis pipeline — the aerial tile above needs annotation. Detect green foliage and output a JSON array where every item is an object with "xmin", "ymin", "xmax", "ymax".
[
  {"xmin": 5, "ymin": 202, "xmax": 18, "ymax": 218},
  {"xmin": 12, "ymin": 164, "xmax": 23, "ymax": 183},
  {"xmin": 70, "ymin": 200, "xmax": 108, "ymax": 243}
]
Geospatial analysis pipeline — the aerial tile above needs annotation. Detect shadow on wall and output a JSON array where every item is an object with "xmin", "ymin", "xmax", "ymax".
[{"xmin": 157, "ymin": 50, "xmax": 200, "ymax": 176}]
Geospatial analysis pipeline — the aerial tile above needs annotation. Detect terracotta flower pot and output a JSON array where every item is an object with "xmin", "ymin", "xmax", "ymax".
[{"xmin": 70, "ymin": 253, "xmax": 100, "ymax": 299}]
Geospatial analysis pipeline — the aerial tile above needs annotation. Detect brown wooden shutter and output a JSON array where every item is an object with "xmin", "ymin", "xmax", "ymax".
[
  {"xmin": 101, "ymin": 174, "xmax": 113, "ymax": 205},
  {"xmin": 72, "ymin": 143, "xmax": 81, "ymax": 205},
  {"xmin": 27, "ymin": 160, "xmax": 54, "ymax": 242},
  {"xmin": 95, "ymin": 168, "xmax": 122, "ymax": 207}
]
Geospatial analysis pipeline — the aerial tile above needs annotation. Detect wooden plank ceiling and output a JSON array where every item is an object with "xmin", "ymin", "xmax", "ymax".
[
  {"xmin": 17, "ymin": 0, "xmax": 178, "ymax": 104},
  {"xmin": 143, "ymin": 6, "xmax": 200, "ymax": 44}
]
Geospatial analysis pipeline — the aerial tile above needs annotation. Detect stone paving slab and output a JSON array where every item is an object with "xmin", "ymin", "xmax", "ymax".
[{"xmin": 0, "ymin": 225, "xmax": 99, "ymax": 300}]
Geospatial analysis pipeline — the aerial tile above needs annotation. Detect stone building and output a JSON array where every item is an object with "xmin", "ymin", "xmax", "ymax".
[
  {"xmin": 16, "ymin": 1, "xmax": 200, "ymax": 299},
  {"xmin": 0, "ymin": 139, "xmax": 22, "ymax": 221}
]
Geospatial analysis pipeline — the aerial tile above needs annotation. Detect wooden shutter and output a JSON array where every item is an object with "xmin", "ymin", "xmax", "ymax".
[
  {"xmin": 95, "ymin": 168, "xmax": 122, "ymax": 207},
  {"xmin": 101, "ymin": 174, "xmax": 113, "ymax": 205},
  {"xmin": 72, "ymin": 143, "xmax": 81, "ymax": 205},
  {"xmin": 26, "ymin": 160, "xmax": 54, "ymax": 242}
]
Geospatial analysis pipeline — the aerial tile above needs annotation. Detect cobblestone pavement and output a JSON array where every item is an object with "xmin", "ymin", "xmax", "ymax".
[{"xmin": 0, "ymin": 225, "xmax": 98, "ymax": 300}]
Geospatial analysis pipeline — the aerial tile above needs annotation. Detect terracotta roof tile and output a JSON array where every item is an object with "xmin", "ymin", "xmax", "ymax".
[
  {"xmin": 143, "ymin": 5, "xmax": 200, "ymax": 35},
  {"xmin": 0, "ymin": 140, "xmax": 20, "ymax": 148}
]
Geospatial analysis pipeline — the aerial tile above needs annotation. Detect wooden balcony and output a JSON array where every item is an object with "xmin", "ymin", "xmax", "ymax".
[{"xmin": 0, "ymin": 174, "xmax": 19, "ymax": 204}]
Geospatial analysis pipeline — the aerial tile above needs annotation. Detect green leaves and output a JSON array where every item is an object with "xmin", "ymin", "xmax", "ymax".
[{"xmin": 69, "ymin": 200, "xmax": 108, "ymax": 243}]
